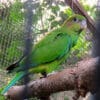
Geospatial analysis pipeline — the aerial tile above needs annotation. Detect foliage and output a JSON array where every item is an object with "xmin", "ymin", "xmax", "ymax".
[
  {"xmin": 0, "ymin": 0, "xmax": 24, "ymax": 67},
  {"xmin": 0, "ymin": 88, "xmax": 4, "ymax": 100}
]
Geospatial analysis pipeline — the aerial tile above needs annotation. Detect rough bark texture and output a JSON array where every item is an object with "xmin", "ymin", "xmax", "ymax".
[
  {"xmin": 65, "ymin": 0, "xmax": 96, "ymax": 34},
  {"xmin": 4, "ymin": 57, "xmax": 98, "ymax": 100}
]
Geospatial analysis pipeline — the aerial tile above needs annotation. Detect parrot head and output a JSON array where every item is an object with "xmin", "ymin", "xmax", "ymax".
[{"xmin": 62, "ymin": 14, "xmax": 87, "ymax": 35}]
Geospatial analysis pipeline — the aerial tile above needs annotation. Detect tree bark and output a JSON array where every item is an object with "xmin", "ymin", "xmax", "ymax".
[{"xmin": 4, "ymin": 57, "xmax": 98, "ymax": 100}]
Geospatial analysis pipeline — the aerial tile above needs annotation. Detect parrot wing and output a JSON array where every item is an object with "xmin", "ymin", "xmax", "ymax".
[
  {"xmin": 29, "ymin": 31, "xmax": 72, "ymax": 66},
  {"xmin": 6, "ymin": 28, "xmax": 72, "ymax": 72}
]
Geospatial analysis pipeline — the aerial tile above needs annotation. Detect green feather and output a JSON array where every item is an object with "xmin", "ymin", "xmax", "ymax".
[{"xmin": 1, "ymin": 72, "xmax": 26, "ymax": 94}]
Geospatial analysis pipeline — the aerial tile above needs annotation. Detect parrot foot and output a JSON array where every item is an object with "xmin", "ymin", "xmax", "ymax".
[{"xmin": 40, "ymin": 71, "xmax": 47, "ymax": 78}]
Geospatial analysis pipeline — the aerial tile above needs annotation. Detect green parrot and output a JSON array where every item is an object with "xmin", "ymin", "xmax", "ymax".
[{"xmin": 1, "ymin": 14, "xmax": 87, "ymax": 94}]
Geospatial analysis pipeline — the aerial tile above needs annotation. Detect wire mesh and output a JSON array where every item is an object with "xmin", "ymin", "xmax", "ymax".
[{"xmin": 0, "ymin": 23, "xmax": 24, "ymax": 68}]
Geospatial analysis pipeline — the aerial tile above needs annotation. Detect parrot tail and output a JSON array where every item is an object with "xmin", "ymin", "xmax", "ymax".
[
  {"xmin": 6, "ymin": 54, "xmax": 25, "ymax": 73},
  {"xmin": 1, "ymin": 71, "xmax": 27, "ymax": 95},
  {"xmin": 6, "ymin": 61, "xmax": 19, "ymax": 73}
]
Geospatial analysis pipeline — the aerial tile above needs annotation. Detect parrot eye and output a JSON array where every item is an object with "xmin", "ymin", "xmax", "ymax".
[{"xmin": 73, "ymin": 18, "xmax": 79, "ymax": 22}]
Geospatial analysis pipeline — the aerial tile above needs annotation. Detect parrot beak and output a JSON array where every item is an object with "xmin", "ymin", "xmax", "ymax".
[
  {"xmin": 77, "ymin": 20, "xmax": 87, "ymax": 34},
  {"xmin": 80, "ymin": 20, "xmax": 87, "ymax": 29}
]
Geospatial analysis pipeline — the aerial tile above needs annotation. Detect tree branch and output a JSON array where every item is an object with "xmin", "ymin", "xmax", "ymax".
[
  {"xmin": 4, "ymin": 57, "xmax": 98, "ymax": 100},
  {"xmin": 65, "ymin": 0, "xmax": 96, "ymax": 34}
]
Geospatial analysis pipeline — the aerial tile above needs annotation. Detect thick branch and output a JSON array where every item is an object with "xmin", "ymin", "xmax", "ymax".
[
  {"xmin": 5, "ymin": 57, "xmax": 98, "ymax": 100},
  {"xmin": 65, "ymin": 0, "xmax": 96, "ymax": 33}
]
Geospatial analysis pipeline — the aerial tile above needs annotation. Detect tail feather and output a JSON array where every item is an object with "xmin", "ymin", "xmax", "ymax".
[
  {"xmin": 6, "ymin": 54, "xmax": 25, "ymax": 73},
  {"xmin": 6, "ymin": 62, "xmax": 19, "ymax": 73},
  {"xmin": 1, "ymin": 72, "xmax": 26, "ymax": 95}
]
